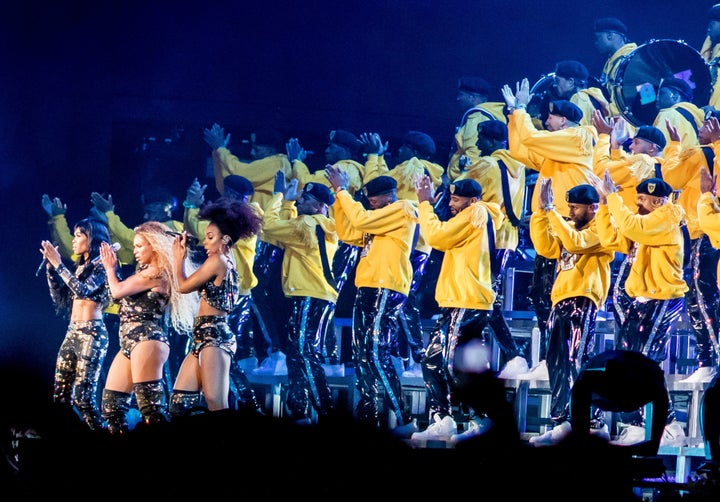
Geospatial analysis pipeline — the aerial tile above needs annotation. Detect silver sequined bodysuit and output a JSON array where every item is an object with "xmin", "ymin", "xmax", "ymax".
[{"xmin": 117, "ymin": 289, "xmax": 170, "ymax": 358}]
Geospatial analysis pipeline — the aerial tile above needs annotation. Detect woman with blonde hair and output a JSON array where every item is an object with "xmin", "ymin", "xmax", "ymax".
[{"xmin": 99, "ymin": 221, "xmax": 196, "ymax": 434}]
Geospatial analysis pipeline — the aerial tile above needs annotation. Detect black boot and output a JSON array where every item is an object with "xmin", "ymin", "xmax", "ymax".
[
  {"xmin": 133, "ymin": 379, "xmax": 170, "ymax": 426},
  {"xmin": 77, "ymin": 405, "xmax": 107, "ymax": 431},
  {"xmin": 169, "ymin": 389, "xmax": 204, "ymax": 419},
  {"xmin": 101, "ymin": 389, "xmax": 132, "ymax": 435}
]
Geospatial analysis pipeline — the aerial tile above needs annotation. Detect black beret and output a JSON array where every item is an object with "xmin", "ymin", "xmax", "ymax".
[
  {"xmin": 554, "ymin": 60, "xmax": 590, "ymax": 82},
  {"xmin": 566, "ymin": 184, "xmax": 599, "ymax": 204},
  {"xmin": 634, "ymin": 126, "xmax": 667, "ymax": 150},
  {"xmin": 329, "ymin": 129, "xmax": 362, "ymax": 153},
  {"xmin": 450, "ymin": 179, "xmax": 482, "ymax": 199},
  {"xmin": 636, "ymin": 178, "xmax": 673, "ymax": 198},
  {"xmin": 223, "ymin": 175, "xmax": 254, "ymax": 198},
  {"xmin": 660, "ymin": 77, "xmax": 693, "ymax": 101},
  {"xmin": 403, "ymin": 130, "xmax": 436, "ymax": 158},
  {"xmin": 593, "ymin": 17, "xmax": 628, "ymax": 36},
  {"xmin": 458, "ymin": 76, "xmax": 492, "ymax": 97},
  {"xmin": 303, "ymin": 182, "xmax": 334, "ymax": 206},
  {"xmin": 251, "ymin": 127, "xmax": 284, "ymax": 151},
  {"xmin": 548, "ymin": 100, "xmax": 583, "ymax": 124},
  {"xmin": 478, "ymin": 119, "xmax": 508, "ymax": 142},
  {"xmin": 709, "ymin": 4, "xmax": 720, "ymax": 21},
  {"xmin": 362, "ymin": 176, "xmax": 397, "ymax": 197}
]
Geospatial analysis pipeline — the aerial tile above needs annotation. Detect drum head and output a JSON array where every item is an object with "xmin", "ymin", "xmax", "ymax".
[{"xmin": 613, "ymin": 39, "xmax": 711, "ymax": 127}]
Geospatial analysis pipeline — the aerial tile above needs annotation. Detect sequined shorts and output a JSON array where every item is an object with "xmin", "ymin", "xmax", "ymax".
[{"xmin": 190, "ymin": 315, "xmax": 237, "ymax": 358}]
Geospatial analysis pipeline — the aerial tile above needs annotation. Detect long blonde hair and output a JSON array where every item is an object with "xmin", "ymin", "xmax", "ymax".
[{"xmin": 134, "ymin": 221, "xmax": 198, "ymax": 336}]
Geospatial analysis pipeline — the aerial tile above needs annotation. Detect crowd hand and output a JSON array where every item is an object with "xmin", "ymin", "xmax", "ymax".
[
  {"xmin": 502, "ymin": 78, "xmax": 532, "ymax": 108},
  {"xmin": 185, "ymin": 178, "xmax": 206, "ymax": 207},
  {"xmin": 413, "ymin": 174, "xmax": 436, "ymax": 204},
  {"xmin": 203, "ymin": 123, "xmax": 230, "ymax": 150},
  {"xmin": 273, "ymin": 170, "xmax": 300, "ymax": 202},
  {"xmin": 706, "ymin": 116, "xmax": 720, "ymax": 143},
  {"xmin": 39, "ymin": 240, "xmax": 61, "ymax": 268},
  {"xmin": 537, "ymin": 177, "xmax": 553, "ymax": 208},
  {"xmin": 285, "ymin": 138, "xmax": 307, "ymax": 163},
  {"xmin": 90, "ymin": 192, "xmax": 114, "ymax": 213},
  {"xmin": 699, "ymin": 167, "xmax": 717, "ymax": 196},
  {"xmin": 99, "ymin": 241, "xmax": 118, "ymax": 270},
  {"xmin": 285, "ymin": 179, "xmax": 300, "ymax": 201},
  {"xmin": 324, "ymin": 164, "xmax": 349, "ymax": 191},
  {"xmin": 273, "ymin": 170, "xmax": 288, "ymax": 195},
  {"xmin": 665, "ymin": 119, "xmax": 680, "ymax": 143},
  {"xmin": 610, "ymin": 116, "xmax": 630, "ymax": 146},
  {"xmin": 41, "ymin": 194, "xmax": 66, "ymax": 217},
  {"xmin": 359, "ymin": 132, "xmax": 387, "ymax": 156},
  {"xmin": 586, "ymin": 172, "xmax": 608, "ymax": 204},
  {"xmin": 600, "ymin": 169, "xmax": 618, "ymax": 198},
  {"xmin": 592, "ymin": 109, "xmax": 612, "ymax": 135}
]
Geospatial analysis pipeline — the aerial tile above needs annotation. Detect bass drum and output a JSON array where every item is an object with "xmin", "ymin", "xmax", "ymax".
[{"xmin": 612, "ymin": 39, "xmax": 712, "ymax": 127}]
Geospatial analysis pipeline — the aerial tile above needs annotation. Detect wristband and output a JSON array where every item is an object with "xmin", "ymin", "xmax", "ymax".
[
  {"xmin": 183, "ymin": 201, "xmax": 198, "ymax": 209},
  {"xmin": 543, "ymin": 204, "xmax": 555, "ymax": 211}
]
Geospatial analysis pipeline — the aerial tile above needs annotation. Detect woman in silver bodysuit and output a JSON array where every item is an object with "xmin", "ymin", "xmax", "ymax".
[
  {"xmin": 169, "ymin": 197, "xmax": 263, "ymax": 417},
  {"xmin": 99, "ymin": 221, "xmax": 196, "ymax": 434},
  {"xmin": 40, "ymin": 218, "xmax": 113, "ymax": 431}
]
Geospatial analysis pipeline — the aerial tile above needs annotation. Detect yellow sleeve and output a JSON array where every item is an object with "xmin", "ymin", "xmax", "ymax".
[
  {"xmin": 607, "ymin": 193, "xmax": 681, "ymax": 245},
  {"xmin": 49, "ymin": 214, "xmax": 74, "ymax": 260},
  {"xmin": 183, "ymin": 207, "xmax": 207, "ymax": 239},
  {"xmin": 105, "ymin": 211, "xmax": 137, "ymax": 265},
  {"xmin": 417, "ymin": 202, "xmax": 482, "ymax": 252},
  {"xmin": 332, "ymin": 191, "xmax": 364, "ymax": 246},
  {"xmin": 529, "ymin": 209, "xmax": 561, "ymax": 259},
  {"xmin": 546, "ymin": 210, "xmax": 602, "ymax": 253}
]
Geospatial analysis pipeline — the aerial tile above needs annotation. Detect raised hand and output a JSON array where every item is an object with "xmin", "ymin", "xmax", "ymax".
[
  {"xmin": 185, "ymin": 178, "xmax": 206, "ymax": 208},
  {"xmin": 592, "ymin": 109, "xmax": 612, "ymax": 135},
  {"xmin": 90, "ymin": 192, "xmax": 114, "ymax": 213},
  {"xmin": 359, "ymin": 132, "xmax": 387, "ymax": 156},
  {"xmin": 324, "ymin": 164, "xmax": 349, "ymax": 191},
  {"xmin": 413, "ymin": 174, "xmax": 435, "ymax": 204},
  {"xmin": 610, "ymin": 117, "xmax": 630, "ymax": 146},
  {"xmin": 41, "ymin": 194, "xmax": 66, "ymax": 217},
  {"xmin": 699, "ymin": 167, "xmax": 717, "ymax": 195},
  {"xmin": 203, "ymin": 123, "xmax": 230, "ymax": 150},
  {"xmin": 665, "ymin": 119, "xmax": 681, "ymax": 143},
  {"xmin": 286, "ymin": 138, "xmax": 307, "ymax": 163}
]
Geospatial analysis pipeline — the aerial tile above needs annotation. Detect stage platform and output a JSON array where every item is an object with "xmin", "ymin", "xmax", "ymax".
[{"xmin": 245, "ymin": 310, "xmax": 717, "ymax": 487}]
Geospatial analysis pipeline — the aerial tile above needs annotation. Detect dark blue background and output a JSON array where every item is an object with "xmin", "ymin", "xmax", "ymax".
[{"xmin": 0, "ymin": 1, "xmax": 712, "ymax": 380}]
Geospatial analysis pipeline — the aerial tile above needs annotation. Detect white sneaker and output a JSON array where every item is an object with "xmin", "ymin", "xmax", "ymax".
[
  {"xmin": 391, "ymin": 418, "xmax": 419, "ymax": 438},
  {"xmin": 411, "ymin": 414, "xmax": 457, "ymax": 442},
  {"xmin": 401, "ymin": 363, "xmax": 423, "ymax": 379},
  {"xmin": 529, "ymin": 420, "xmax": 572, "ymax": 446},
  {"xmin": 237, "ymin": 356, "xmax": 258, "ymax": 373},
  {"xmin": 450, "ymin": 417, "xmax": 493, "ymax": 443},
  {"xmin": 497, "ymin": 356, "xmax": 530, "ymax": 379},
  {"xmin": 681, "ymin": 366, "xmax": 717, "ymax": 383},
  {"xmin": 516, "ymin": 360, "xmax": 549, "ymax": 380},
  {"xmin": 610, "ymin": 424, "xmax": 647, "ymax": 445},
  {"xmin": 660, "ymin": 421, "xmax": 686, "ymax": 447},
  {"xmin": 322, "ymin": 363, "xmax": 345, "ymax": 377},
  {"xmin": 251, "ymin": 351, "xmax": 288, "ymax": 375}
]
